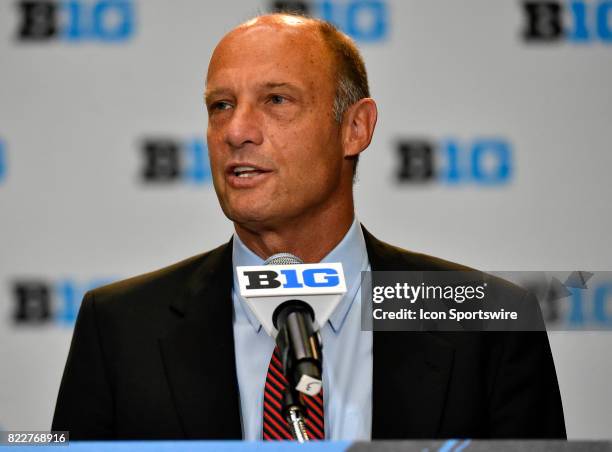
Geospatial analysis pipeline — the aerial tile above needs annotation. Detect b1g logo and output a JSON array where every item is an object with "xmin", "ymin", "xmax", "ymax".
[
  {"xmin": 11, "ymin": 277, "xmax": 114, "ymax": 325},
  {"xmin": 271, "ymin": 0, "xmax": 388, "ymax": 42},
  {"xmin": 140, "ymin": 137, "xmax": 212, "ymax": 185},
  {"xmin": 0, "ymin": 139, "xmax": 6, "ymax": 184},
  {"xmin": 243, "ymin": 268, "xmax": 340, "ymax": 290},
  {"xmin": 567, "ymin": 282, "xmax": 612, "ymax": 326},
  {"xmin": 15, "ymin": 0, "xmax": 135, "ymax": 42},
  {"xmin": 396, "ymin": 137, "xmax": 513, "ymax": 186},
  {"xmin": 522, "ymin": 0, "xmax": 612, "ymax": 43},
  {"xmin": 522, "ymin": 272, "xmax": 612, "ymax": 328}
]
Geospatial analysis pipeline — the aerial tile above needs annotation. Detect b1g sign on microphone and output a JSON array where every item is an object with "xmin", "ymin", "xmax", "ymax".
[{"xmin": 237, "ymin": 263, "xmax": 347, "ymax": 336}]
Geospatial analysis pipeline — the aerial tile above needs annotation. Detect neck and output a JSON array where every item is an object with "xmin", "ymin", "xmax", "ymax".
[{"xmin": 234, "ymin": 204, "xmax": 355, "ymax": 263}]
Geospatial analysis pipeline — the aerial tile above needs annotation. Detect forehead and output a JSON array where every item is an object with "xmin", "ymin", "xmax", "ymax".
[{"xmin": 206, "ymin": 22, "xmax": 335, "ymax": 94}]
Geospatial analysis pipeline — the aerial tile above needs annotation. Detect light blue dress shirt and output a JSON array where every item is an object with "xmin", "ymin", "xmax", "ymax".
[{"xmin": 231, "ymin": 219, "xmax": 372, "ymax": 440}]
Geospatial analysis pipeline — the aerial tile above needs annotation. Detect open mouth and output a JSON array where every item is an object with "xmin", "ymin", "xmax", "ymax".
[
  {"xmin": 232, "ymin": 166, "xmax": 266, "ymax": 178},
  {"xmin": 227, "ymin": 163, "xmax": 274, "ymax": 181}
]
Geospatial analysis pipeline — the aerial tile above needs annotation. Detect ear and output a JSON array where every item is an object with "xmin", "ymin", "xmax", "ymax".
[{"xmin": 341, "ymin": 98, "xmax": 378, "ymax": 159}]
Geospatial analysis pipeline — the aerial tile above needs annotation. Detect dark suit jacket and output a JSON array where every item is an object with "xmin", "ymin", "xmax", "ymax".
[{"xmin": 52, "ymin": 228, "xmax": 566, "ymax": 439}]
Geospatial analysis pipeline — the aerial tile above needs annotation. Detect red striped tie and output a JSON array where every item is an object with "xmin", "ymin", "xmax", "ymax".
[{"xmin": 262, "ymin": 346, "xmax": 325, "ymax": 440}]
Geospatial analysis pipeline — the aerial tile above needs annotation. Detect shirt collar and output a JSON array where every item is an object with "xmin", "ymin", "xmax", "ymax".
[{"xmin": 232, "ymin": 218, "xmax": 369, "ymax": 333}]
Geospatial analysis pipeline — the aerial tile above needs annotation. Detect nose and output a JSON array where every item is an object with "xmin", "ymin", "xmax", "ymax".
[{"xmin": 225, "ymin": 103, "xmax": 264, "ymax": 149}]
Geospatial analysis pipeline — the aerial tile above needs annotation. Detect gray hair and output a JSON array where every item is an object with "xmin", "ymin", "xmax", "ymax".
[
  {"xmin": 333, "ymin": 76, "xmax": 369, "ymax": 123},
  {"xmin": 315, "ymin": 18, "xmax": 370, "ymax": 176}
]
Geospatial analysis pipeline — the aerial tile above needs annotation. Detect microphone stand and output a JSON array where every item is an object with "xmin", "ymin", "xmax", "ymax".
[{"xmin": 283, "ymin": 385, "xmax": 310, "ymax": 442}]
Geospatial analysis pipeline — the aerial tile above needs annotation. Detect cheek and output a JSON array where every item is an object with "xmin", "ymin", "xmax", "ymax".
[
  {"xmin": 288, "ymin": 149, "xmax": 339, "ymax": 195},
  {"xmin": 208, "ymin": 151, "xmax": 224, "ymax": 178},
  {"xmin": 264, "ymin": 116, "xmax": 341, "ymax": 186},
  {"xmin": 206, "ymin": 133, "xmax": 225, "ymax": 170}
]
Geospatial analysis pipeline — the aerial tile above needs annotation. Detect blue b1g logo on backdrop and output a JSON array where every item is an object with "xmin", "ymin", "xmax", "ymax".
[
  {"xmin": 16, "ymin": 0, "xmax": 135, "ymax": 42},
  {"xmin": 140, "ymin": 137, "xmax": 211, "ymax": 185},
  {"xmin": 524, "ymin": 273, "xmax": 612, "ymax": 328},
  {"xmin": 522, "ymin": 0, "xmax": 612, "ymax": 43},
  {"xmin": 396, "ymin": 137, "xmax": 513, "ymax": 186},
  {"xmin": 567, "ymin": 282, "xmax": 612, "ymax": 327},
  {"xmin": 271, "ymin": 0, "xmax": 388, "ymax": 42},
  {"xmin": 11, "ymin": 277, "xmax": 115, "ymax": 325}
]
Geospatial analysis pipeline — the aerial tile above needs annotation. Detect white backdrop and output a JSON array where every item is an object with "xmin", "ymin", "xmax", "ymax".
[{"xmin": 0, "ymin": 0, "xmax": 611, "ymax": 439}]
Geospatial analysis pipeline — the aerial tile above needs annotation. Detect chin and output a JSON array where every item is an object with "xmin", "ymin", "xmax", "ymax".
[
  {"xmin": 226, "ymin": 206, "xmax": 275, "ymax": 227},
  {"xmin": 224, "ymin": 195, "xmax": 280, "ymax": 222}
]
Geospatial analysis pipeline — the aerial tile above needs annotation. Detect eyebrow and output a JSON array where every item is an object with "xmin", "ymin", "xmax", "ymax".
[
  {"xmin": 204, "ymin": 81, "xmax": 303, "ymax": 104},
  {"xmin": 261, "ymin": 82, "xmax": 300, "ymax": 90},
  {"xmin": 204, "ymin": 88, "xmax": 231, "ymax": 105}
]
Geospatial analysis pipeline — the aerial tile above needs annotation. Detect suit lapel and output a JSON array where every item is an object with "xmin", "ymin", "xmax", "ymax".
[
  {"xmin": 158, "ymin": 241, "xmax": 242, "ymax": 439},
  {"xmin": 363, "ymin": 227, "xmax": 455, "ymax": 439}
]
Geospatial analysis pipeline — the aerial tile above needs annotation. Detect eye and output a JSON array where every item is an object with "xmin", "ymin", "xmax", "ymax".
[
  {"xmin": 209, "ymin": 101, "xmax": 232, "ymax": 112},
  {"xmin": 268, "ymin": 94, "xmax": 286, "ymax": 105}
]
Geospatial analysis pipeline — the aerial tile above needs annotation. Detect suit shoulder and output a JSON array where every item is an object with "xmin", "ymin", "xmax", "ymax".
[
  {"xmin": 387, "ymin": 241, "xmax": 474, "ymax": 271},
  {"xmin": 364, "ymin": 228, "xmax": 474, "ymax": 271},
  {"xmin": 86, "ymin": 242, "xmax": 230, "ymax": 311},
  {"xmin": 364, "ymin": 228, "xmax": 527, "ymax": 298}
]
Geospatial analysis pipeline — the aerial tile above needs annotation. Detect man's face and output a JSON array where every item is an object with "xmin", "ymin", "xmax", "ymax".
[{"xmin": 205, "ymin": 20, "xmax": 349, "ymax": 230}]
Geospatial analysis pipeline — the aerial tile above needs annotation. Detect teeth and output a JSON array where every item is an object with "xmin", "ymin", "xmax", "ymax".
[
  {"xmin": 234, "ymin": 166, "xmax": 256, "ymax": 173},
  {"xmin": 234, "ymin": 166, "xmax": 261, "ymax": 177}
]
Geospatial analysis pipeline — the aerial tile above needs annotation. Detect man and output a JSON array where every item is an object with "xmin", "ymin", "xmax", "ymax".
[{"xmin": 52, "ymin": 13, "xmax": 566, "ymax": 440}]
